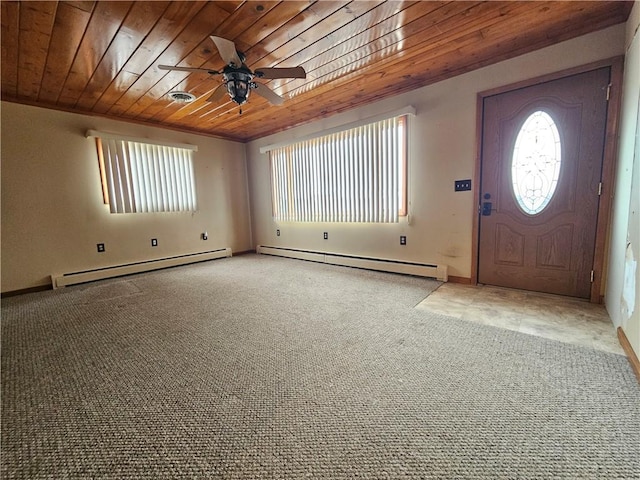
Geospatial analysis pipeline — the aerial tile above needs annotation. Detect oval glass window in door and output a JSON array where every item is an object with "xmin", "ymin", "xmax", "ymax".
[{"xmin": 511, "ymin": 110, "xmax": 562, "ymax": 215}]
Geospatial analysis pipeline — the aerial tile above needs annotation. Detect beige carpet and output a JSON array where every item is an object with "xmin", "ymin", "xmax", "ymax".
[{"xmin": 2, "ymin": 254, "xmax": 639, "ymax": 479}]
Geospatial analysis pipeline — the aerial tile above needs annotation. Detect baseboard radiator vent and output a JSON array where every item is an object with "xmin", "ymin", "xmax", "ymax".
[
  {"xmin": 256, "ymin": 246, "xmax": 448, "ymax": 281},
  {"xmin": 52, "ymin": 248, "xmax": 232, "ymax": 288}
]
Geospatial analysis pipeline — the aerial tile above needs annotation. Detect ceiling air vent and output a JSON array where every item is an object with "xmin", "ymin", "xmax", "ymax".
[{"xmin": 168, "ymin": 91, "xmax": 196, "ymax": 103}]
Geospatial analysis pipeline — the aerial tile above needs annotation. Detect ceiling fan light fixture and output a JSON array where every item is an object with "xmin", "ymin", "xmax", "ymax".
[
  {"xmin": 225, "ymin": 71, "xmax": 253, "ymax": 105},
  {"xmin": 167, "ymin": 91, "xmax": 196, "ymax": 103}
]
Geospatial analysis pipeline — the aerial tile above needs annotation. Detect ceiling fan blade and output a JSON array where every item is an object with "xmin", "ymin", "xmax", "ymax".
[
  {"xmin": 255, "ymin": 66, "xmax": 306, "ymax": 79},
  {"xmin": 252, "ymin": 83, "xmax": 284, "ymax": 105},
  {"xmin": 206, "ymin": 84, "xmax": 227, "ymax": 103},
  {"xmin": 210, "ymin": 36, "xmax": 243, "ymax": 67},
  {"xmin": 158, "ymin": 65, "xmax": 220, "ymax": 75}
]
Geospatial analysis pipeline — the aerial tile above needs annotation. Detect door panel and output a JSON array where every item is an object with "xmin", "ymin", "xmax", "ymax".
[{"xmin": 478, "ymin": 68, "xmax": 610, "ymax": 298}]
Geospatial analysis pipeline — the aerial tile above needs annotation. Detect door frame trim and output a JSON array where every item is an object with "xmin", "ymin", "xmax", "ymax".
[{"xmin": 471, "ymin": 56, "xmax": 624, "ymax": 303}]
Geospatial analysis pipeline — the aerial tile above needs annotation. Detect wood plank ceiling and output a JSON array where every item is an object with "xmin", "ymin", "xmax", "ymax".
[{"xmin": 1, "ymin": 1, "xmax": 633, "ymax": 142}]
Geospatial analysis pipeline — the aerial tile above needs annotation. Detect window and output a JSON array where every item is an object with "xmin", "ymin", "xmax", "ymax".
[
  {"xmin": 269, "ymin": 115, "xmax": 407, "ymax": 223},
  {"xmin": 511, "ymin": 110, "xmax": 562, "ymax": 215},
  {"xmin": 88, "ymin": 131, "xmax": 197, "ymax": 214}
]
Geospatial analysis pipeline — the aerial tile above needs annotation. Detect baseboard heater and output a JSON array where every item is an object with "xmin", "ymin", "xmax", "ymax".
[
  {"xmin": 256, "ymin": 246, "xmax": 448, "ymax": 281},
  {"xmin": 51, "ymin": 248, "xmax": 232, "ymax": 289}
]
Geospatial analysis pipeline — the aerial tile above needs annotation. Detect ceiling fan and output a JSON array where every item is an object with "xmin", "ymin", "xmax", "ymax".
[{"xmin": 159, "ymin": 36, "xmax": 306, "ymax": 110}]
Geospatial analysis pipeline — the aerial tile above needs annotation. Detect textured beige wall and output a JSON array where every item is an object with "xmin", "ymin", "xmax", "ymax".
[
  {"xmin": 246, "ymin": 25, "xmax": 626, "ymax": 279},
  {"xmin": 606, "ymin": 1, "xmax": 640, "ymax": 355},
  {"xmin": 1, "ymin": 103, "xmax": 252, "ymax": 292}
]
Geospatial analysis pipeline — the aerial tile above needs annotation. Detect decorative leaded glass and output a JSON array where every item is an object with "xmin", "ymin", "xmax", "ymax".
[{"xmin": 511, "ymin": 110, "xmax": 561, "ymax": 215}]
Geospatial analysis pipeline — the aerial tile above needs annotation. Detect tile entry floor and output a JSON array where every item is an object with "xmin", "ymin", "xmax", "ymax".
[{"xmin": 416, "ymin": 283, "xmax": 624, "ymax": 355}]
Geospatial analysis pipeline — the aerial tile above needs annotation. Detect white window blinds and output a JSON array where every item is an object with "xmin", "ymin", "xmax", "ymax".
[
  {"xmin": 270, "ymin": 115, "xmax": 407, "ymax": 223},
  {"xmin": 91, "ymin": 133, "xmax": 197, "ymax": 214}
]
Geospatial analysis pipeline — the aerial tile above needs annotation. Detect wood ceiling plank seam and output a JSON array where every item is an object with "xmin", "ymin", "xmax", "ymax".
[
  {"xmin": 185, "ymin": 97, "xmax": 234, "ymax": 121},
  {"xmin": 167, "ymin": 110, "xmax": 245, "ymax": 141},
  {"xmin": 16, "ymin": 1, "xmax": 58, "ymax": 100},
  {"xmin": 63, "ymin": 0, "xmax": 140, "ymax": 108},
  {"xmin": 222, "ymin": 0, "xmax": 291, "ymax": 55},
  {"xmin": 232, "ymin": 0, "xmax": 340, "ymax": 61},
  {"xmin": 150, "ymin": 1, "xmax": 321, "ymax": 124},
  {"xmin": 104, "ymin": 1, "xmax": 234, "ymax": 117},
  {"xmin": 234, "ymin": 2, "xmax": 348, "ymax": 62},
  {"xmin": 64, "ymin": 2, "xmax": 96, "ymax": 14},
  {"xmin": 1, "ymin": 1, "xmax": 20, "ymax": 98},
  {"xmin": 240, "ymin": 1, "xmax": 349, "ymax": 68},
  {"xmin": 74, "ymin": 1, "xmax": 172, "ymax": 111},
  {"xmin": 214, "ymin": 1, "xmax": 245, "ymax": 16},
  {"xmin": 56, "ymin": 1, "xmax": 132, "ymax": 108},
  {"xmin": 244, "ymin": 1, "xmax": 382, "ymax": 72},
  {"xmin": 271, "ymin": 1, "xmax": 454, "ymax": 95},
  {"xmin": 197, "ymin": 91, "xmax": 269, "ymax": 122},
  {"xmin": 196, "ymin": 101, "xmax": 235, "ymax": 121},
  {"xmin": 277, "ymin": 0, "xmax": 421, "ymax": 72},
  {"xmin": 38, "ymin": 2, "xmax": 93, "ymax": 103},
  {"xmin": 169, "ymin": 100, "xmax": 236, "ymax": 128},
  {"xmin": 228, "ymin": 0, "xmax": 363, "ymax": 80},
  {"xmin": 211, "ymin": 0, "xmax": 281, "ymax": 46},
  {"xmin": 196, "ymin": 105, "xmax": 246, "ymax": 124},
  {"xmin": 55, "ymin": 1, "xmax": 133, "ymax": 107},
  {"xmin": 236, "ymin": 0, "xmax": 335, "ymax": 64},
  {"xmin": 249, "ymin": 0, "xmax": 423, "ymax": 97},
  {"xmin": 90, "ymin": 1, "xmax": 209, "ymax": 115}
]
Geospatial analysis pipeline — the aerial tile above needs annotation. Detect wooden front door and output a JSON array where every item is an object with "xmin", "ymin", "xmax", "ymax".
[{"xmin": 478, "ymin": 67, "xmax": 611, "ymax": 298}]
